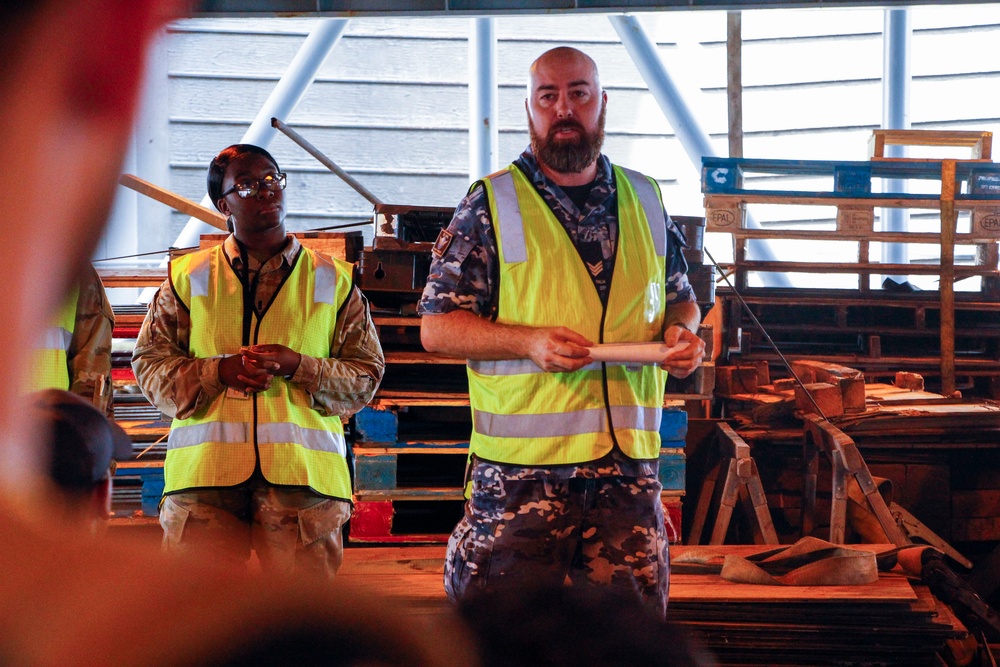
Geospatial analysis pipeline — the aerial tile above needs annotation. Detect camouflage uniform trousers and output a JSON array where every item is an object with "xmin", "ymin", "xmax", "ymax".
[
  {"xmin": 160, "ymin": 478, "xmax": 351, "ymax": 580},
  {"xmin": 444, "ymin": 464, "xmax": 669, "ymax": 616}
]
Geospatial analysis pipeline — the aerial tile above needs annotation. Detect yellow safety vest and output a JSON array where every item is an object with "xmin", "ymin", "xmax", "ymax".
[
  {"xmin": 467, "ymin": 164, "xmax": 669, "ymax": 466},
  {"xmin": 25, "ymin": 287, "xmax": 79, "ymax": 393},
  {"xmin": 165, "ymin": 244, "xmax": 353, "ymax": 499}
]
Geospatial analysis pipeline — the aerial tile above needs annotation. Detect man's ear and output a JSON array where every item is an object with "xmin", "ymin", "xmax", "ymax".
[{"xmin": 218, "ymin": 199, "xmax": 232, "ymax": 218}]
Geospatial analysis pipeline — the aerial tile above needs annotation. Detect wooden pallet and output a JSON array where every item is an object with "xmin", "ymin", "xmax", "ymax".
[
  {"xmin": 702, "ymin": 157, "xmax": 1000, "ymax": 288},
  {"xmin": 97, "ymin": 231, "xmax": 362, "ymax": 289},
  {"xmin": 718, "ymin": 289, "xmax": 1000, "ymax": 378},
  {"xmin": 349, "ymin": 405, "xmax": 690, "ymax": 543},
  {"xmin": 349, "ymin": 490, "xmax": 466, "ymax": 544},
  {"xmin": 114, "ymin": 460, "xmax": 165, "ymax": 516},
  {"xmin": 869, "ymin": 129, "xmax": 993, "ymax": 161},
  {"xmin": 352, "ymin": 403, "xmax": 690, "ymax": 448},
  {"xmin": 703, "ymin": 146, "xmax": 1000, "ymax": 396}
]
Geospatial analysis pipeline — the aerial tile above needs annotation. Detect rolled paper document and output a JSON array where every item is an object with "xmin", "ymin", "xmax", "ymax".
[{"xmin": 586, "ymin": 341, "xmax": 690, "ymax": 365}]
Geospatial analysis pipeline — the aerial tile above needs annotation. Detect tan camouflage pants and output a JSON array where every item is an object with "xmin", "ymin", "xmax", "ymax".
[
  {"xmin": 159, "ymin": 479, "xmax": 351, "ymax": 580},
  {"xmin": 445, "ymin": 466, "xmax": 669, "ymax": 616}
]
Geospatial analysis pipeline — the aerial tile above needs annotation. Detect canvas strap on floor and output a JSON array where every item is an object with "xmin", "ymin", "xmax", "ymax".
[{"xmin": 675, "ymin": 536, "xmax": 880, "ymax": 586}]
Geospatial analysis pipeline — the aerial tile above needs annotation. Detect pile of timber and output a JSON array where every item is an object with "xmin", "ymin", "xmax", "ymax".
[
  {"xmin": 715, "ymin": 359, "xmax": 1000, "ymax": 429},
  {"xmin": 334, "ymin": 544, "xmax": 970, "ymax": 666}
]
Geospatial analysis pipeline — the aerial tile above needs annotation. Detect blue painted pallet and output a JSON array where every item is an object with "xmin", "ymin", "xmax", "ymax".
[
  {"xmin": 701, "ymin": 156, "xmax": 1000, "ymax": 200},
  {"xmin": 658, "ymin": 448, "xmax": 686, "ymax": 493},
  {"xmin": 354, "ymin": 405, "xmax": 689, "ymax": 446},
  {"xmin": 115, "ymin": 462, "xmax": 164, "ymax": 516},
  {"xmin": 354, "ymin": 446, "xmax": 686, "ymax": 494}
]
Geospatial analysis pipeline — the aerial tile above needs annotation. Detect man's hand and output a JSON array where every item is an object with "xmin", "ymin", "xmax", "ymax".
[
  {"xmin": 218, "ymin": 351, "xmax": 275, "ymax": 393},
  {"xmin": 526, "ymin": 327, "xmax": 594, "ymax": 372},
  {"xmin": 242, "ymin": 344, "xmax": 302, "ymax": 378},
  {"xmin": 661, "ymin": 325, "xmax": 706, "ymax": 379}
]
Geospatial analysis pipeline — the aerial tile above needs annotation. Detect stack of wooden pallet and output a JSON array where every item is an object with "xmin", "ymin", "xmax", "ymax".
[{"xmin": 347, "ymin": 395, "xmax": 691, "ymax": 544}]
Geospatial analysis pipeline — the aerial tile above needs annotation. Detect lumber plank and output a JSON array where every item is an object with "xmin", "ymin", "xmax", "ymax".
[{"xmin": 119, "ymin": 173, "xmax": 228, "ymax": 229}]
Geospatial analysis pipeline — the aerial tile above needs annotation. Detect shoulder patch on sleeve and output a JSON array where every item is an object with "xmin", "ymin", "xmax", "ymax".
[
  {"xmin": 432, "ymin": 229, "xmax": 455, "ymax": 258},
  {"xmin": 666, "ymin": 215, "xmax": 690, "ymax": 249}
]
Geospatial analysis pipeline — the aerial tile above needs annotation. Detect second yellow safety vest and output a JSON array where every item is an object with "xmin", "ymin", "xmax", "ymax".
[
  {"xmin": 25, "ymin": 287, "xmax": 79, "ymax": 394},
  {"xmin": 467, "ymin": 164, "xmax": 669, "ymax": 466}
]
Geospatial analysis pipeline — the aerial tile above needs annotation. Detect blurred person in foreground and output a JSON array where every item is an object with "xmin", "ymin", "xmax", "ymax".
[
  {"xmin": 420, "ymin": 46, "xmax": 705, "ymax": 615},
  {"xmin": 459, "ymin": 583, "xmax": 718, "ymax": 667},
  {"xmin": 132, "ymin": 143, "xmax": 384, "ymax": 580},
  {"xmin": 31, "ymin": 388, "xmax": 133, "ymax": 532},
  {"xmin": 0, "ymin": 3, "xmax": 474, "ymax": 665}
]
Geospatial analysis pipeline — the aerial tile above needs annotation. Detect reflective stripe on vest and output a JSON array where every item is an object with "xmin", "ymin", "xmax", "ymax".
[
  {"xmin": 168, "ymin": 420, "xmax": 347, "ymax": 456},
  {"xmin": 35, "ymin": 326, "xmax": 74, "ymax": 353},
  {"xmin": 166, "ymin": 243, "xmax": 353, "ymax": 498},
  {"xmin": 24, "ymin": 288, "xmax": 79, "ymax": 393},
  {"xmin": 467, "ymin": 164, "xmax": 668, "ymax": 466},
  {"xmin": 474, "ymin": 405, "xmax": 663, "ymax": 439},
  {"xmin": 468, "ymin": 358, "xmax": 645, "ymax": 376}
]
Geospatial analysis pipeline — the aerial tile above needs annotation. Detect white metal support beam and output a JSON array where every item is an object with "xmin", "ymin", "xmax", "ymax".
[
  {"xmin": 469, "ymin": 18, "xmax": 498, "ymax": 180},
  {"xmin": 880, "ymin": 9, "xmax": 912, "ymax": 279},
  {"xmin": 609, "ymin": 13, "xmax": 790, "ymax": 288}
]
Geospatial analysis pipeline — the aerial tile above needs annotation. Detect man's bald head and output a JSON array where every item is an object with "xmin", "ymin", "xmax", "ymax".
[{"xmin": 528, "ymin": 47, "xmax": 602, "ymax": 98}]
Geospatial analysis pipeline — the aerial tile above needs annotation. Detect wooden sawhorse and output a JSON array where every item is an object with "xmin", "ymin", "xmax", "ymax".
[
  {"xmin": 801, "ymin": 413, "xmax": 908, "ymax": 546},
  {"xmin": 687, "ymin": 422, "xmax": 778, "ymax": 545}
]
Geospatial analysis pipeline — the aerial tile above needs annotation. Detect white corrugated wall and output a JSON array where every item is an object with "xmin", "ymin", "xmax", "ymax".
[{"xmin": 118, "ymin": 6, "xmax": 1000, "ymax": 285}]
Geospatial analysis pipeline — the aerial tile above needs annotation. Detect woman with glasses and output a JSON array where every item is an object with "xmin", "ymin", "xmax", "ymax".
[{"xmin": 132, "ymin": 144, "xmax": 385, "ymax": 579}]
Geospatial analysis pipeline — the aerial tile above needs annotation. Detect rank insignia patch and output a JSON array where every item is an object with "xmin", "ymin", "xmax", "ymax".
[{"xmin": 432, "ymin": 229, "xmax": 454, "ymax": 258}]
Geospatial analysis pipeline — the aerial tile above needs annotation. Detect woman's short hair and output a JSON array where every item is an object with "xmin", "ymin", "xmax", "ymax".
[{"xmin": 207, "ymin": 144, "xmax": 281, "ymax": 211}]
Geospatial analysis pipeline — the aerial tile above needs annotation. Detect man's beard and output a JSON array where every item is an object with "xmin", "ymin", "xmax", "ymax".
[{"xmin": 529, "ymin": 102, "xmax": 606, "ymax": 174}]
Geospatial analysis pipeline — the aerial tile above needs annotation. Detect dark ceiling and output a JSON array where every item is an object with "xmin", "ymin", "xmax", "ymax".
[{"xmin": 194, "ymin": 0, "xmax": 995, "ymax": 17}]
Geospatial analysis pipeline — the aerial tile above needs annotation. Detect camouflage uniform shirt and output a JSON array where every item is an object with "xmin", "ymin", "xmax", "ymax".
[
  {"xmin": 69, "ymin": 264, "xmax": 115, "ymax": 416},
  {"xmin": 418, "ymin": 148, "xmax": 696, "ymax": 480},
  {"xmin": 132, "ymin": 234, "xmax": 384, "ymax": 422}
]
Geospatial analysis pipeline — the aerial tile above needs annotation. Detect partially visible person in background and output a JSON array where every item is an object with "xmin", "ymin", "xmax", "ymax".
[
  {"xmin": 31, "ymin": 389, "xmax": 132, "ymax": 531},
  {"xmin": 25, "ymin": 265, "xmax": 115, "ymax": 415}
]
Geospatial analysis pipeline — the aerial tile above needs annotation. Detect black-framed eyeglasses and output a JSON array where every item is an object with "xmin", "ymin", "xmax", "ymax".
[{"xmin": 221, "ymin": 172, "xmax": 287, "ymax": 199}]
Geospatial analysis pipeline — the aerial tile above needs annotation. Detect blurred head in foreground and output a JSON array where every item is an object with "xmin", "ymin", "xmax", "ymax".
[{"xmin": 31, "ymin": 389, "xmax": 133, "ymax": 529}]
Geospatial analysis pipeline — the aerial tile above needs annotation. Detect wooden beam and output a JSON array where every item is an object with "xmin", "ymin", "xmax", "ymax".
[{"xmin": 118, "ymin": 173, "xmax": 228, "ymax": 231}]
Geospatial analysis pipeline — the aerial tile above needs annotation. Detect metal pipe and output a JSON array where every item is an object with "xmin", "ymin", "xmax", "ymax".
[
  {"xmin": 172, "ymin": 19, "xmax": 349, "ymax": 249},
  {"xmin": 271, "ymin": 117, "xmax": 383, "ymax": 207},
  {"xmin": 609, "ymin": 13, "xmax": 790, "ymax": 288},
  {"xmin": 726, "ymin": 12, "xmax": 743, "ymax": 160},
  {"xmin": 469, "ymin": 17, "xmax": 499, "ymax": 180},
  {"xmin": 881, "ymin": 9, "xmax": 912, "ymax": 277}
]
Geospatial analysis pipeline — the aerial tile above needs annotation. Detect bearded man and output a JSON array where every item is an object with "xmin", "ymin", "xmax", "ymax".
[{"xmin": 419, "ymin": 46, "xmax": 705, "ymax": 615}]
